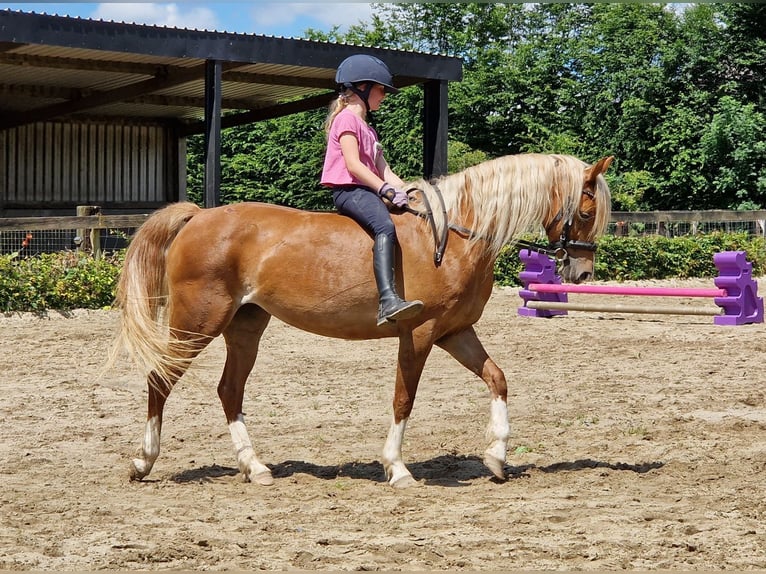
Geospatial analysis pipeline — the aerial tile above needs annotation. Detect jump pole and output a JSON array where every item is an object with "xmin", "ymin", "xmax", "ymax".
[
  {"xmin": 524, "ymin": 300, "xmax": 723, "ymax": 316},
  {"xmin": 527, "ymin": 283, "xmax": 726, "ymax": 298},
  {"xmin": 517, "ymin": 250, "xmax": 764, "ymax": 325}
]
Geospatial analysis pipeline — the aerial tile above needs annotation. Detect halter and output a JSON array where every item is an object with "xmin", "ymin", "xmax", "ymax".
[
  {"xmin": 537, "ymin": 188, "xmax": 599, "ymax": 261},
  {"xmin": 405, "ymin": 185, "xmax": 599, "ymax": 264}
]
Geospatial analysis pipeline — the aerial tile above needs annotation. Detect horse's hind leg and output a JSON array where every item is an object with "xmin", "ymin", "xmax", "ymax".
[
  {"xmin": 436, "ymin": 326, "xmax": 509, "ymax": 481},
  {"xmin": 217, "ymin": 304, "xmax": 274, "ymax": 485},
  {"xmin": 130, "ymin": 371, "xmax": 174, "ymax": 480},
  {"xmin": 130, "ymin": 299, "xmax": 222, "ymax": 480},
  {"xmin": 130, "ymin": 358, "xmax": 207, "ymax": 480}
]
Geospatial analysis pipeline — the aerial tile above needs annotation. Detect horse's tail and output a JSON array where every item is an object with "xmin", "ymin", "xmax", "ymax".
[{"xmin": 109, "ymin": 202, "xmax": 202, "ymax": 385}]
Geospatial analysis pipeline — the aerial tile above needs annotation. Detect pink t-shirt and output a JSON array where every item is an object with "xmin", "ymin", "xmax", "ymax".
[{"xmin": 321, "ymin": 108, "xmax": 381, "ymax": 187}]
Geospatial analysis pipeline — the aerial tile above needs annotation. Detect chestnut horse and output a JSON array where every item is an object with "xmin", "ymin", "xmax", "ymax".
[{"xmin": 113, "ymin": 153, "xmax": 613, "ymax": 488}]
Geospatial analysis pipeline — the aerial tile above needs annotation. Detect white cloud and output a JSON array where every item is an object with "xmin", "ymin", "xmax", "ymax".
[
  {"xmin": 87, "ymin": 2, "xmax": 375, "ymax": 36},
  {"xmin": 250, "ymin": 3, "xmax": 374, "ymax": 34},
  {"xmin": 91, "ymin": 3, "xmax": 220, "ymax": 30}
]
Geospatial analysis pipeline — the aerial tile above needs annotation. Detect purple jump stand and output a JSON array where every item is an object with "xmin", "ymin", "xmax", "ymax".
[
  {"xmin": 712, "ymin": 251, "xmax": 764, "ymax": 326},
  {"xmin": 516, "ymin": 249, "xmax": 763, "ymax": 326},
  {"xmin": 517, "ymin": 249, "xmax": 567, "ymax": 317}
]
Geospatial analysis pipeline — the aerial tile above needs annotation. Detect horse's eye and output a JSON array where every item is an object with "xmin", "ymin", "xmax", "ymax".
[{"xmin": 579, "ymin": 211, "xmax": 593, "ymax": 221}]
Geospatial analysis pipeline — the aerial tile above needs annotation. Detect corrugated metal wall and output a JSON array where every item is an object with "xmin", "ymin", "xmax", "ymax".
[{"xmin": 1, "ymin": 120, "xmax": 180, "ymax": 212}]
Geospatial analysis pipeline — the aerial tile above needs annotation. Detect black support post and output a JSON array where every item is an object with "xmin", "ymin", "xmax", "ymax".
[
  {"xmin": 422, "ymin": 79, "xmax": 449, "ymax": 179},
  {"xmin": 204, "ymin": 59, "xmax": 222, "ymax": 208}
]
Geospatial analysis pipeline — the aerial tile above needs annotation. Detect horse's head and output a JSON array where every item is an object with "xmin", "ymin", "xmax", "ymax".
[{"xmin": 544, "ymin": 156, "xmax": 613, "ymax": 283}]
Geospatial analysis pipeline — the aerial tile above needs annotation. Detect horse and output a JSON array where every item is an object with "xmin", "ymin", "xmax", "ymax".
[{"xmin": 112, "ymin": 153, "xmax": 613, "ymax": 488}]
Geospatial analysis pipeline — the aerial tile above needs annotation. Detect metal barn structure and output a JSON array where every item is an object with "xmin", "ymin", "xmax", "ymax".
[{"xmin": 0, "ymin": 10, "xmax": 462, "ymax": 218}]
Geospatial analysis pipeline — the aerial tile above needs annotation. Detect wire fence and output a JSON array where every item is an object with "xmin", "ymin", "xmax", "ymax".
[
  {"xmin": 0, "ymin": 229, "xmax": 131, "ymax": 256},
  {"xmin": 1, "ymin": 209, "xmax": 764, "ymax": 257},
  {"xmin": 608, "ymin": 218, "xmax": 766, "ymax": 238},
  {"xmin": 0, "ymin": 211, "xmax": 145, "ymax": 257},
  {"xmin": 1, "ymin": 229, "xmax": 74, "ymax": 256}
]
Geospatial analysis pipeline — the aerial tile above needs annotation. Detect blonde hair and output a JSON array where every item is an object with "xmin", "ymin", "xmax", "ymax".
[
  {"xmin": 324, "ymin": 92, "xmax": 350, "ymax": 137},
  {"xmin": 407, "ymin": 154, "xmax": 612, "ymax": 258},
  {"xmin": 324, "ymin": 84, "xmax": 371, "ymax": 136}
]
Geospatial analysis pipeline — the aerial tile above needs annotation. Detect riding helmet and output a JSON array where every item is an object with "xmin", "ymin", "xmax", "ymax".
[{"xmin": 335, "ymin": 54, "xmax": 399, "ymax": 94}]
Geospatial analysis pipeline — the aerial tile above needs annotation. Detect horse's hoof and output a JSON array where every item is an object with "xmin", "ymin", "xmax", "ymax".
[
  {"xmin": 249, "ymin": 469, "xmax": 274, "ymax": 486},
  {"xmin": 129, "ymin": 459, "xmax": 148, "ymax": 481},
  {"xmin": 483, "ymin": 453, "xmax": 507, "ymax": 481},
  {"xmin": 390, "ymin": 474, "xmax": 420, "ymax": 489}
]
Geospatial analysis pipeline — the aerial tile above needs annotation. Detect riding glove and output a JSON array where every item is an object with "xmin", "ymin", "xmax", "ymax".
[{"xmin": 378, "ymin": 183, "xmax": 408, "ymax": 208}]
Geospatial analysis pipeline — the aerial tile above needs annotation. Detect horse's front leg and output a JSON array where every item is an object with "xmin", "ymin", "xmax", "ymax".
[
  {"xmin": 382, "ymin": 329, "xmax": 433, "ymax": 488},
  {"xmin": 436, "ymin": 326, "xmax": 509, "ymax": 481}
]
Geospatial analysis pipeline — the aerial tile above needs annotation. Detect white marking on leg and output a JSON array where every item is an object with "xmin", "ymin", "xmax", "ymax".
[
  {"xmin": 131, "ymin": 415, "xmax": 160, "ymax": 479},
  {"xmin": 382, "ymin": 417, "xmax": 416, "ymax": 486},
  {"xmin": 484, "ymin": 396, "xmax": 510, "ymax": 478},
  {"xmin": 229, "ymin": 414, "xmax": 272, "ymax": 484}
]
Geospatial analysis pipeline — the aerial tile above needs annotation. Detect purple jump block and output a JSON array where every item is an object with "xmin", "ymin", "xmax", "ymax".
[
  {"xmin": 712, "ymin": 251, "xmax": 764, "ymax": 326},
  {"xmin": 517, "ymin": 249, "xmax": 567, "ymax": 318}
]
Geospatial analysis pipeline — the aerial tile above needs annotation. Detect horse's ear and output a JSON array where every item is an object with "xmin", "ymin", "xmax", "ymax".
[{"xmin": 589, "ymin": 156, "xmax": 614, "ymax": 178}]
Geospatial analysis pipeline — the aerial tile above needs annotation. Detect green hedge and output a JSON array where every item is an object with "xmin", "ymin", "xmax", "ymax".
[
  {"xmin": 1, "ymin": 233, "xmax": 764, "ymax": 312},
  {"xmin": 496, "ymin": 232, "xmax": 766, "ymax": 286},
  {"xmin": 0, "ymin": 251, "xmax": 123, "ymax": 313}
]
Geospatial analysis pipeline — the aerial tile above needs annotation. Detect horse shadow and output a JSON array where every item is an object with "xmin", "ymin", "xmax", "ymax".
[{"xmin": 170, "ymin": 456, "xmax": 664, "ymax": 487}]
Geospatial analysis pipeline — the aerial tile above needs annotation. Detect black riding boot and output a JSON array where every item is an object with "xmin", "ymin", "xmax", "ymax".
[{"xmin": 373, "ymin": 234, "xmax": 424, "ymax": 326}]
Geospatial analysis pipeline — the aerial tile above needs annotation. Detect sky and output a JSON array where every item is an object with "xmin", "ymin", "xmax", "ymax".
[{"xmin": 1, "ymin": 2, "xmax": 377, "ymax": 37}]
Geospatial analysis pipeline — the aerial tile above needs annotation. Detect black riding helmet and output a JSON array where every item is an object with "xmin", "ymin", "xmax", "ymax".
[{"xmin": 335, "ymin": 54, "xmax": 399, "ymax": 113}]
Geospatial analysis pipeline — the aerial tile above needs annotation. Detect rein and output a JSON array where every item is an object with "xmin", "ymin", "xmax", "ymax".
[
  {"xmin": 404, "ymin": 184, "xmax": 598, "ymax": 264},
  {"xmin": 404, "ymin": 183, "xmax": 448, "ymax": 266}
]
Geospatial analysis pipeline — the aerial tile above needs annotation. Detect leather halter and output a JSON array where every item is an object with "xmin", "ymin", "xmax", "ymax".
[
  {"xmin": 405, "ymin": 184, "xmax": 599, "ymax": 264},
  {"xmin": 540, "ymin": 188, "xmax": 599, "ymax": 260}
]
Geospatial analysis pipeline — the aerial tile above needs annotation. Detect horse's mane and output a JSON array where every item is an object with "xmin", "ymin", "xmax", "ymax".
[{"xmin": 407, "ymin": 153, "xmax": 611, "ymax": 258}]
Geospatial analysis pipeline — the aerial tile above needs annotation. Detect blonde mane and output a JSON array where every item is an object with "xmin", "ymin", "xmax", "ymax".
[{"xmin": 406, "ymin": 153, "xmax": 611, "ymax": 258}]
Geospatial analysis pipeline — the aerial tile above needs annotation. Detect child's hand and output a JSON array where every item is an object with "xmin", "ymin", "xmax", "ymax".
[
  {"xmin": 378, "ymin": 183, "xmax": 408, "ymax": 208},
  {"xmin": 391, "ymin": 188, "xmax": 409, "ymax": 207}
]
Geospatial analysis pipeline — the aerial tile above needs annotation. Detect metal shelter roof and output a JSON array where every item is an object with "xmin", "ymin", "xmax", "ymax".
[{"xmin": 0, "ymin": 9, "xmax": 463, "ymax": 134}]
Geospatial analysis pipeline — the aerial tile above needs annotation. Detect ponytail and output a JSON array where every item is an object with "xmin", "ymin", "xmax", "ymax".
[{"xmin": 324, "ymin": 92, "xmax": 350, "ymax": 137}]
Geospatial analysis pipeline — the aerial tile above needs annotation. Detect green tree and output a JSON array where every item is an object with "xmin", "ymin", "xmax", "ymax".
[
  {"xmin": 187, "ymin": 110, "xmax": 330, "ymax": 210},
  {"xmin": 572, "ymin": 5, "xmax": 675, "ymax": 167},
  {"xmin": 185, "ymin": 2, "xmax": 766, "ymax": 214},
  {"xmin": 700, "ymin": 96, "xmax": 766, "ymax": 209},
  {"xmin": 641, "ymin": 3, "xmax": 725, "ymax": 209},
  {"xmin": 718, "ymin": 3, "xmax": 766, "ymax": 107},
  {"xmin": 372, "ymin": 87, "xmax": 425, "ymax": 182},
  {"xmin": 360, "ymin": 3, "xmax": 543, "ymax": 157},
  {"xmin": 646, "ymin": 93, "xmax": 710, "ymax": 209}
]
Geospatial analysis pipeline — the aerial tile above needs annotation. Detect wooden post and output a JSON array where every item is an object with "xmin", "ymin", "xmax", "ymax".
[{"xmin": 76, "ymin": 205, "xmax": 102, "ymax": 259}]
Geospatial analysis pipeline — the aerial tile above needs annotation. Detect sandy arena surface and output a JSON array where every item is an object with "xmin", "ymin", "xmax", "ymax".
[{"xmin": 1, "ymin": 280, "xmax": 765, "ymax": 570}]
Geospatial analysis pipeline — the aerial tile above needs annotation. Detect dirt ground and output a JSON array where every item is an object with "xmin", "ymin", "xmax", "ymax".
[{"xmin": 1, "ymin": 279, "xmax": 766, "ymax": 571}]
